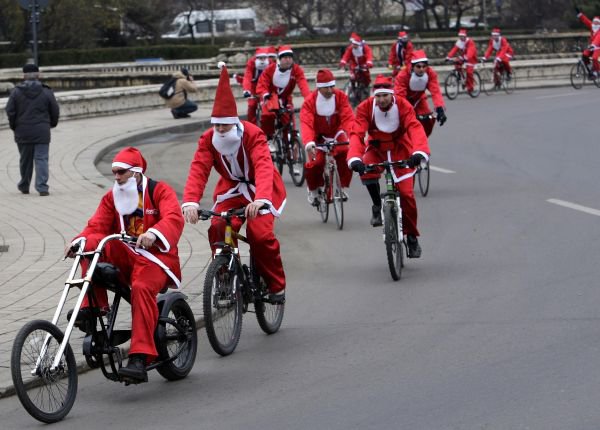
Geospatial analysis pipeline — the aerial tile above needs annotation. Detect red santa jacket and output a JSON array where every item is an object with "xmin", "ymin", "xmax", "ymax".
[
  {"xmin": 578, "ymin": 13, "xmax": 600, "ymax": 44},
  {"xmin": 182, "ymin": 121, "xmax": 286, "ymax": 216},
  {"xmin": 75, "ymin": 177, "xmax": 184, "ymax": 288},
  {"xmin": 388, "ymin": 40, "xmax": 414, "ymax": 69},
  {"xmin": 447, "ymin": 38, "xmax": 478, "ymax": 64},
  {"xmin": 340, "ymin": 43, "xmax": 374, "ymax": 70},
  {"xmin": 394, "ymin": 67, "xmax": 444, "ymax": 110},
  {"xmin": 348, "ymin": 96, "xmax": 430, "ymax": 163},
  {"xmin": 300, "ymin": 89, "xmax": 355, "ymax": 146},
  {"xmin": 242, "ymin": 56, "xmax": 265, "ymax": 94},
  {"xmin": 256, "ymin": 63, "xmax": 311, "ymax": 105},
  {"xmin": 484, "ymin": 36, "xmax": 514, "ymax": 60}
]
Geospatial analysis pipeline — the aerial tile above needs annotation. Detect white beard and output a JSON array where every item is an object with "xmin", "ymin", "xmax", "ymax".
[
  {"xmin": 255, "ymin": 58, "xmax": 268, "ymax": 71},
  {"xmin": 212, "ymin": 125, "xmax": 242, "ymax": 155},
  {"xmin": 316, "ymin": 92, "xmax": 336, "ymax": 116},
  {"xmin": 352, "ymin": 45, "xmax": 364, "ymax": 58},
  {"xmin": 456, "ymin": 40, "xmax": 466, "ymax": 50},
  {"xmin": 409, "ymin": 72, "xmax": 429, "ymax": 92},
  {"xmin": 374, "ymin": 102, "xmax": 400, "ymax": 133},
  {"xmin": 592, "ymin": 24, "xmax": 600, "ymax": 33},
  {"xmin": 113, "ymin": 177, "xmax": 139, "ymax": 216},
  {"xmin": 273, "ymin": 66, "xmax": 291, "ymax": 89},
  {"xmin": 493, "ymin": 38, "xmax": 501, "ymax": 50}
]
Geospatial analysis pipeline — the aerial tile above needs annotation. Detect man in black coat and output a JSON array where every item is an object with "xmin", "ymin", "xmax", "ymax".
[{"xmin": 6, "ymin": 64, "xmax": 60, "ymax": 196}]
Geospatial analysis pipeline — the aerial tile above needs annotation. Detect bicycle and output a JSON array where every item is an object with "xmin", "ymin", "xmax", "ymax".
[
  {"xmin": 444, "ymin": 58, "xmax": 481, "ymax": 100},
  {"xmin": 414, "ymin": 114, "xmax": 433, "ymax": 197},
  {"xmin": 200, "ymin": 207, "xmax": 285, "ymax": 356},
  {"xmin": 480, "ymin": 59, "xmax": 517, "ymax": 95},
  {"xmin": 570, "ymin": 47, "xmax": 600, "ymax": 89},
  {"xmin": 343, "ymin": 66, "xmax": 371, "ymax": 108},
  {"xmin": 312, "ymin": 139, "xmax": 349, "ymax": 230},
  {"xmin": 365, "ymin": 159, "xmax": 417, "ymax": 281},
  {"xmin": 11, "ymin": 233, "xmax": 197, "ymax": 423},
  {"xmin": 269, "ymin": 105, "xmax": 306, "ymax": 187}
]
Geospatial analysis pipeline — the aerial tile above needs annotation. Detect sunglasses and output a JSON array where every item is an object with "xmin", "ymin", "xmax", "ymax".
[{"xmin": 112, "ymin": 168, "xmax": 131, "ymax": 176}]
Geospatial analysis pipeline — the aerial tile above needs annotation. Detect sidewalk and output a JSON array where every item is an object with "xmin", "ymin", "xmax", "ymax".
[{"xmin": 0, "ymin": 102, "xmax": 234, "ymax": 398}]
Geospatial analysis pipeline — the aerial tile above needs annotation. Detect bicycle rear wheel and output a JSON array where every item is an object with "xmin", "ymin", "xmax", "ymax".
[
  {"xmin": 418, "ymin": 160, "xmax": 430, "ymax": 197},
  {"xmin": 252, "ymin": 260, "xmax": 284, "ymax": 334},
  {"xmin": 503, "ymin": 70, "xmax": 516, "ymax": 94},
  {"xmin": 444, "ymin": 73, "xmax": 459, "ymax": 100},
  {"xmin": 468, "ymin": 71, "xmax": 481, "ymax": 98},
  {"xmin": 203, "ymin": 256, "xmax": 242, "ymax": 356},
  {"xmin": 331, "ymin": 165, "xmax": 344, "ymax": 230},
  {"xmin": 570, "ymin": 63, "xmax": 585, "ymax": 89},
  {"xmin": 480, "ymin": 67, "xmax": 495, "ymax": 95},
  {"xmin": 11, "ymin": 320, "xmax": 78, "ymax": 423},
  {"xmin": 274, "ymin": 136, "xmax": 284, "ymax": 174},
  {"xmin": 288, "ymin": 134, "xmax": 306, "ymax": 187},
  {"xmin": 383, "ymin": 204, "xmax": 403, "ymax": 281}
]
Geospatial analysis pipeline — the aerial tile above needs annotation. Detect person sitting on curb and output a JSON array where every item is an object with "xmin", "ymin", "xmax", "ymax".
[{"xmin": 165, "ymin": 67, "xmax": 198, "ymax": 119}]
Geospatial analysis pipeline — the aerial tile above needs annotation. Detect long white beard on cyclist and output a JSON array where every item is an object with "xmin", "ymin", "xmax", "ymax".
[
  {"xmin": 456, "ymin": 40, "xmax": 466, "ymax": 50},
  {"xmin": 273, "ymin": 66, "xmax": 291, "ymax": 89},
  {"xmin": 212, "ymin": 125, "xmax": 242, "ymax": 156},
  {"xmin": 352, "ymin": 45, "xmax": 364, "ymax": 57},
  {"xmin": 592, "ymin": 24, "xmax": 600, "ymax": 32},
  {"xmin": 409, "ymin": 72, "xmax": 429, "ymax": 92},
  {"xmin": 255, "ymin": 58, "xmax": 268, "ymax": 71},
  {"xmin": 373, "ymin": 102, "xmax": 400, "ymax": 133},
  {"xmin": 316, "ymin": 92, "xmax": 336, "ymax": 116},
  {"xmin": 493, "ymin": 38, "xmax": 501, "ymax": 50},
  {"xmin": 113, "ymin": 177, "xmax": 139, "ymax": 216}
]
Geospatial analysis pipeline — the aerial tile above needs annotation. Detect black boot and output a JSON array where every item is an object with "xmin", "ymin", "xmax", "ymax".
[
  {"xmin": 67, "ymin": 307, "xmax": 97, "ymax": 333},
  {"xmin": 407, "ymin": 235, "xmax": 422, "ymax": 258},
  {"xmin": 370, "ymin": 205, "xmax": 382, "ymax": 227},
  {"xmin": 119, "ymin": 354, "xmax": 148, "ymax": 384}
]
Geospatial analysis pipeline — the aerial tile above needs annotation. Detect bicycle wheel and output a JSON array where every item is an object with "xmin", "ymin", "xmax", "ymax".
[
  {"xmin": 594, "ymin": 73, "xmax": 600, "ymax": 88},
  {"xmin": 570, "ymin": 63, "xmax": 585, "ymax": 90},
  {"xmin": 383, "ymin": 203, "xmax": 403, "ymax": 281},
  {"xmin": 156, "ymin": 298, "xmax": 197, "ymax": 380},
  {"xmin": 503, "ymin": 70, "xmax": 516, "ymax": 94},
  {"xmin": 252, "ymin": 261, "xmax": 284, "ymax": 334},
  {"xmin": 203, "ymin": 256, "xmax": 243, "ymax": 356},
  {"xmin": 288, "ymin": 134, "xmax": 306, "ymax": 187},
  {"xmin": 418, "ymin": 160, "xmax": 430, "ymax": 197},
  {"xmin": 444, "ymin": 72, "xmax": 459, "ymax": 100},
  {"xmin": 11, "ymin": 320, "xmax": 78, "ymax": 423},
  {"xmin": 480, "ymin": 67, "xmax": 495, "ymax": 95},
  {"xmin": 320, "ymin": 174, "xmax": 330, "ymax": 223},
  {"xmin": 255, "ymin": 104, "xmax": 262, "ymax": 128},
  {"xmin": 468, "ymin": 71, "xmax": 481, "ymax": 98},
  {"xmin": 274, "ymin": 136, "xmax": 284, "ymax": 174},
  {"xmin": 331, "ymin": 165, "xmax": 344, "ymax": 230}
]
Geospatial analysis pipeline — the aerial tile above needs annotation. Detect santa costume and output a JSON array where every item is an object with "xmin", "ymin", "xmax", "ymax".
[
  {"xmin": 339, "ymin": 33, "xmax": 374, "ymax": 85},
  {"xmin": 242, "ymin": 47, "xmax": 270, "ymax": 124},
  {"xmin": 446, "ymin": 28, "xmax": 478, "ymax": 93},
  {"xmin": 482, "ymin": 28, "xmax": 514, "ymax": 78},
  {"xmin": 388, "ymin": 31, "xmax": 414, "ymax": 76}
]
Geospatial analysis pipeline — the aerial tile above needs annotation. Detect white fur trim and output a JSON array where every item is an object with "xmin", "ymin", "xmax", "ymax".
[
  {"xmin": 413, "ymin": 150, "xmax": 429, "ymax": 162},
  {"xmin": 305, "ymin": 141, "xmax": 316, "ymax": 151},
  {"xmin": 181, "ymin": 202, "xmax": 200, "ymax": 209},
  {"xmin": 278, "ymin": 49, "xmax": 293, "ymax": 56},
  {"xmin": 373, "ymin": 88, "xmax": 394, "ymax": 95},
  {"xmin": 112, "ymin": 161, "xmax": 142, "ymax": 173},
  {"xmin": 217, "ymin": 61, "xmax": 226, "ymax": 69},
  {"xmin": 148, "ymin": 227, "xmax": 170, "ymax": 253},
  {"xmin": 211, "ymin": 116, "xmax": 239, "ymax": 124},
  {"xmin": 411, "ymin": 56, "xmax": 428, "ymax": 64},
  {"xmin": 347, "ymin": 156, "xmax": 362, "ymax": 168},
  {"xmin": 316, "ymin": 80, "xmax": 336, "ymax": 88}
]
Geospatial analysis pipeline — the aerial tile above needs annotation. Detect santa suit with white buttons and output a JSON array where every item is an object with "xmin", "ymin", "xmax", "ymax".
[
  {"xmin": 347, "ymin": 75, "xmax": 430, "ymax": 237},
  {"xmin": 388, "ymin": 31, "xmax": 414, "ymax": 76},
  {"xmin": 576, "ymin": 12, "xmax": 600, "ymax": 73},
  {"xmin": 242, "ymin": 47, "xmax": 270, "ymax": 124},
  {"xmin": 339, "ymin": 33, "xmax": 374, "ymax": 85},
  {"xmin": 446, "ymin": 29, "xmax": 478, "ymax": 93},
  {"xmin": 182, "ymin": 64, "xmax": 287, "ymax": 294},
  {"xmin": 483, "ymin": 29, "xmax": 514, "ymax": 75},
  {"xmin": 300, "ymin": 69, "xmax": 355, "ymax": 192}
]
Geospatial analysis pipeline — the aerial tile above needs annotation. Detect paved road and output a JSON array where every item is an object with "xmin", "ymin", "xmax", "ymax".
[{"xmin": 3, "ymin": 87, "xmax": 600, "ymax": 429}]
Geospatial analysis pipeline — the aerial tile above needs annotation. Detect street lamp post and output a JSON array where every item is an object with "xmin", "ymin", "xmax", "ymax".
[{"xmin": 18, "ymin": 0, "xmax": 50, "ymax": 66}]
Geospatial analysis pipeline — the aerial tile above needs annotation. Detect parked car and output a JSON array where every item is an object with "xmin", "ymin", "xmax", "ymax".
[{"xmin": 264, "ymin": 24, "xmax": 287, "ymax": 37}]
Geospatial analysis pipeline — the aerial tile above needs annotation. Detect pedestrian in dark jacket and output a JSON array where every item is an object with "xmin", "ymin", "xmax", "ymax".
[{"xmin": 5, "ymin": 64, "xmax": 59, "ymax": 196}]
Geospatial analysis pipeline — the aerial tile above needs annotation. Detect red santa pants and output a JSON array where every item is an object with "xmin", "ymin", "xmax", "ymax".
[
  {"xmin": 80, "ymin": 237, "xmax": 169, "ymax": 359},
  {"xmin": 305, "ymin": 147, "xmax": 353, "ymax": 191},
  {"xmin": 360, "ymin": 147, "xmax": 420, "ymax": 236},
  {"xmin": 247, "ymin": 96, "xmax": 259, "ymax": 125},
  {"xmin": 208, "ymin": 195, "xmax": 286, "ymax": 293},
  {"xmin": 464, "ymin": 63, "xmax": 476, "ymax": 93},
  {"xmin": 413, "ymin": 99, "xmax": 436, "ymax": 137},
  {"xmin": 260, "ymin": 98, "xmax": 293, "ymax": 137},
  {"xmin": 583, "ymin": 49, "xmax": 600, "ymax": 72}
]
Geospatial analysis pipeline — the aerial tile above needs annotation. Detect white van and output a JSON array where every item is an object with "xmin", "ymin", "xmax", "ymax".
[{"xmin": 162, "ymin": 8, "xmax": 265, "ymax": 39}]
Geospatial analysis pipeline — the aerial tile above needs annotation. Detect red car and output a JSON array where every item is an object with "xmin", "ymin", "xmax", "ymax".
[{"xmin": 264, "ymin": 24, "xmax": 287, "ymax": 37}]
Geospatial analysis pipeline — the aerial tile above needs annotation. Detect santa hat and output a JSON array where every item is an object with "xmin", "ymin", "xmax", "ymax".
[
  {"xmin": 593, "ymin": 16, "xmax": 600, "ymax": 24},
  {"xmin": 398, "ymin": 31, "xmax": 408, "ymax": 40},
  {"xmin": 372, "ymin": 75, "xmax": 394, "ymax": 95},
  {"xmin": 278, "ymin": 45, "xmax": 293, "ymax": 57},
  {"xmin": 316, "ymin": 69, "xmax": 336, "ymax": 88},
  {"xmin": 411, "ymin": 50, "xmax": 428, "ymax": 64},
  {"xmin": 255, "ymin": 47, "xmax": 269, "ymax": 57},
  {"xmin": 458, "ymin": 28, "xmax": 467, "ymax": 37},
  {"xmin": 112, "ymin": 147, "xmax": 147, "ymax": 173},
  {"xmin": 267, "ymin": 46, "xmax": 278, "ymax": 58},
  {"xmin": 491, "ymin": 28, "xmax": 501, "ymax": 35},
  {"xmin": 350, "ymin": 33, "xmax": 362, "ymax": 44},
  {"xmin": 211, "ymin": 62, "xmax": 238, "ymax": 124}
]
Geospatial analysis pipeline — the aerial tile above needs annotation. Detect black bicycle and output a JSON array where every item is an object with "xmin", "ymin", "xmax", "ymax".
[
  {"xmin": 570, "ymin": 47, "xmax": 600, "ymax": 89},
  {"xmin": 343, "ymin": 66, "xmax": 371, "ymax": 108},
  {"xmin": 414, "ymin": 114, "xmax": 433, "ymax": 197},
  {"xmin": 11, "ymin": 233, "xmax": 197, "ymax": 423},
  {"xmin": 444, "ymin": 58, "xmax": 481, "ymax": 100},
  {"xmin": 480, "ymin": 59, "xmax": 517, "ymax": 95},
  {"xmin": 313, "ymin": 139, "xmax": 348, "ymax": 230},
  {"xmin": 269, "ymin": 106, "xmax": 305, "ymax": 186},
  {"xmin": 200, "ymin": 207, "xmax": 285, "ymax": 356}
]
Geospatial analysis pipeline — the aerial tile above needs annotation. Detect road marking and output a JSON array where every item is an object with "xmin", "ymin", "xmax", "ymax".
[
  {"xmin": 547, "ymin": 198, "xmax": 600, "ymax": 217},
  {"xmin": 535, "ymin": 93, "xmax": 580, "ymax": 100},
  {"xmin": 430, "ymin": 165, "xmax": 455, "ymax": 174}
]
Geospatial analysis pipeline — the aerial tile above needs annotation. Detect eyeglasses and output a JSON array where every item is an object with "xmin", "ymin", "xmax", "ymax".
[{"xmin": 112, "ymin": 168, "xmax": 131, "ymax": 176}]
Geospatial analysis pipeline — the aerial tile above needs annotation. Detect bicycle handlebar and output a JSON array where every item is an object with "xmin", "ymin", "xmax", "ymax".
[
  {"xmin": 316, "ymin": 141, "xmax": 349, "ymax": 148},
  {"xmin": 198, "ymin": 204, "xmax": 269, "ymax": 221},
  {"xmin": 416, "ymin": 113, "xmax": 436, "ymax": 121},
  {"xmin": 365, "ymin": 159, "xmax": 410, "ymax": 171}
]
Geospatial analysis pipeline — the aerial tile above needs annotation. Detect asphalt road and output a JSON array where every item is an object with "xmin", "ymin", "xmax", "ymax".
[{"xmin": 3, "ymin": 87, "xmax": 600, "ymax": 430}]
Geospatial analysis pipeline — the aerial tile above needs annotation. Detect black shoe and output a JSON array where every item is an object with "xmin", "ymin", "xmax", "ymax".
[
  {"xmin": 268, "ymin": 290, "xmax": 286, "ymax": 304},
  {"xmin": 119, "ymin": 354, "xmax": 148, "ymax": 384},
  {"xmin": 506, "ymin": 73, "xmax": 512, "ymax": 82},
  {"xmin": 370, "ymin": 205, "xmax": 382, "ymax": 227},
  {"xmin": 66, "ymin": 307, "xmax": 97, "ymax": 333},
  {"xmin": 407, "ymin": 235, "xmax": 422, "ymax": 258},
  {"xmin": 18, "ymin": 187, "xmax": 29, "ymax": 194},
  {"xmin": 39, "ymin": 191, "xmax": 49, "ymax": 196}
]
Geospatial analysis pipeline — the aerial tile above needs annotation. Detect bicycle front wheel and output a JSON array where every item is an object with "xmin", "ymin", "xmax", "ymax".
[
  {"xmin": 320, "ymin": 175, "xmax": 330, "ymax": 223},
  {"xmin": 570, "ymin": 63, "xmax": 585, "ymax": 89},
  {"xmin": 418, "ymin": 160, "xmax": 430, "ymax": 197},
  {"xmin": 469, "ymin": 71, "xmax": 481, "ymax": 98},
  {"xmin": 288, "ymin": 134, "xmax": 306, "ymax": 187},
  {"xmin": 11, "ymin": 320, "xmax": 78, "ymax": 423},
  {"xmin": 444, "ymin": 72, "xmax": 459, "ymax": 100},
  {"xmin": 203, "ymin": 256, "xmax": 243, "ymax": 356},
  {"xmin": 274, "ymin": 136, "xmax": 284, "ymax": 174},
  {"xmin": 480, "ymin": 67, "xmax": 494, "ymax": 95},
  {"xmin": 383, "ymin": 204, "xmax": 403, "ymax": 281},
  {"xmin": 503, "ymin": 70, "xmax": 516, "ymax": 94},
  {"xmin": 331, "ymin": 165, "xmax": 344, "ymax": 230}
]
